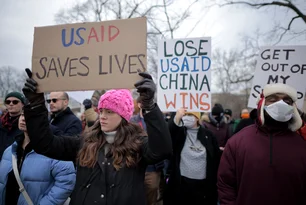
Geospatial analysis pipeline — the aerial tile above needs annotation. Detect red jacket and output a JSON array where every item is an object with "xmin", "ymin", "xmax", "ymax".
[
  {"xmin": 218, "ymin": 124, "xmax": 306, "ymax": 205},
  {"xmin": 298, "ymin": 122, "xmax": 306, "ymax": 140}
]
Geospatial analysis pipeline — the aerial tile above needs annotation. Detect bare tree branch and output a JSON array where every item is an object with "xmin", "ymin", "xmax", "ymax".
[
  {"xmin": 184, "ymin": 10, "xmax": 207, "ymax": 37},
  {"xmin": 117, "ymin": 0, "xmax": 122, "ymax": 19},
  {"xmin": 213, "ymin": 36, "xmax": 258, "ymax": 93},
  {"xmin": 163, "ymin": 0, "xmax": 173, "ymax": 38},
  {"xmin": 0, "ymin": 66, "xmax": 26, "ymax": 96},
  {"xmin": 54, "ymin": 0, "xmax": 203, "ymax": 79},
  {"xmin": 274, "ymin": 15, "xmax": 300, "ymax": 45},
  {"xmin": 219, "ymin": 0, "xmax": 306, "ymax": 44},
  {"xmin": 221, "ymin": 1, "xmax": 306, "ymax": 23}
]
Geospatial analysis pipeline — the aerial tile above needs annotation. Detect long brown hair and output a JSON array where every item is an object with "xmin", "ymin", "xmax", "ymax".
[{"xmin": 78, "ymin": 119, "xmax": 146, "ymax": 170}]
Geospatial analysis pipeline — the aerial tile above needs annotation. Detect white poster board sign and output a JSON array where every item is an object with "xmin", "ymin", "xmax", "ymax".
[
  {"xmin": 248, "ymin": 46, "xmax": 306, "ymax": 109},
  {"xmin": 157, "ymin": 37, "xmax": 211, "ymax": 112}
]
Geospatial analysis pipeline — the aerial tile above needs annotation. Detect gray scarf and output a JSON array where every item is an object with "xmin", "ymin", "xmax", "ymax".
[{"xmin": 103, "ymin": 131, "xmax": 116, "ymax": 154}]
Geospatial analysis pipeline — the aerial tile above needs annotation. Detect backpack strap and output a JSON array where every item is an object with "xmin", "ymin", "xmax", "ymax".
[{"xmin": 12, "ymin": 154, "xmax": 34, "ymax": 205}]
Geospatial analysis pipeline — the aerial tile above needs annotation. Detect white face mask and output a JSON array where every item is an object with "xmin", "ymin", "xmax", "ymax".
[
  {"xmin": 264, "ymin": 100, "xmax": 294, "ymax": 122},
  {"xmin": 182, "ymin": 115, "xmax": 197, "ymax": 128}
]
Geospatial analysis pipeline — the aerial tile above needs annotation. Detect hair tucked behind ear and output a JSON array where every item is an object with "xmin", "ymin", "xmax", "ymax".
[{"xmin": 78, "ymin": 119, "xmax": 146, "ymax": 170}]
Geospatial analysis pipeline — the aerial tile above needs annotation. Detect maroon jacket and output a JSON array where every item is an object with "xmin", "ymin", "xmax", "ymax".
[
  {"xmin": 203, "ymin": 115, "xmax": 229, "ymax": 147},
  {"xmin": 218, "ymin": 124, "xmax": 306, "ymax": 205}
]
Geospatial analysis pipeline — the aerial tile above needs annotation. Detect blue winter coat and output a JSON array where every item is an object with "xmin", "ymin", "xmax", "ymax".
[{"xmin": 0, "ymin": 142, "xmax": 76, "ymax": 205}]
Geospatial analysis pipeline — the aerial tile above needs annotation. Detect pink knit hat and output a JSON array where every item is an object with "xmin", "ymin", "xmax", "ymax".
[{"xmin": 98, "ymin": 89, "xmax": 134, "ymax": 121}]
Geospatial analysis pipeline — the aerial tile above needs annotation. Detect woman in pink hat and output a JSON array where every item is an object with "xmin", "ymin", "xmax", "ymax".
[{"xmin": 21, "ymin": 70, "xmax": 172, "ymax": 205}]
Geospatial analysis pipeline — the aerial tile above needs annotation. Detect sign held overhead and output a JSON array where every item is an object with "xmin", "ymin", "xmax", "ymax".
[
  {"xmin": 248, "ymin": 46, "xmax": 306, "ymax": 109},
  {"xmin": 157, "ymin": 37, "xmax": 212, "ymax": 112},
  {"xmin": 32, "ymin": 17, "xmax": 147, "ymax": 92}
]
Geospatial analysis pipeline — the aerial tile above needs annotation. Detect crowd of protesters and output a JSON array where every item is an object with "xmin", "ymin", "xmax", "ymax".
[{"xmin": 0, "ymin": 68, "xmax": 305, "ymax": 205}]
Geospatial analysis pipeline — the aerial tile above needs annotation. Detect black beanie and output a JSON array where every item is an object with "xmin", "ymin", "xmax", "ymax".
[
  {"xmin": 212, "ymin": 103, "xmax": 224, "ymax": 116},
  {"xmin": 5, "ymin": 92, "xmax": 26, "ymax": 104},
  {"xmin": 224, "ymin": 109, "xmax": 232, "ymax": 116}
]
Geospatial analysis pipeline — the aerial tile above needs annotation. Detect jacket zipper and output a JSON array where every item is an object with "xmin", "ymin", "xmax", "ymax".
[{"xmin": 269, "ymin": 134, "xmax": 273, "ymax": 165}]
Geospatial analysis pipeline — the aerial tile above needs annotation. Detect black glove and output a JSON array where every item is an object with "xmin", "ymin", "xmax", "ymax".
[
  {"xmin": 83, "ymin": 99, "xmax": 92, "ymax": 110},
  {"xmin": 134, "ymin": 72, "xmax": 156, "ymax": 111},
  {"xmin": 22, "ymin": 68, "xmax": 45, "ymax": 106}
]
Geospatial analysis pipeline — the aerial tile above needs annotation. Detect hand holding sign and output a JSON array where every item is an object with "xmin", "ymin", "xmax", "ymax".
[
  {"xmin": 157, "ymin": 37, "xmax": 211, "ymax": 112},
  {"xmin": 176, "ymin": 108, "xmax": 186, "ymax": 121},
  {"xmin": 134, "ymin": 72, "xmax": 156, "ymax": 112},
  {"xmin": 174, "ymin": 108, "xmax": 186, "ymax": 125},
  {"xmin": 22, "ymin": 68, "xmax": 45, "ymax": 106}
]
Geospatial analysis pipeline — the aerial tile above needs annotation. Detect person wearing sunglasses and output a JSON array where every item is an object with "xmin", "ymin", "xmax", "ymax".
[
  {"xmin": 0, "ymin": 92, "xmax": 26, "ymax": 159},
  {"xmin": 47, "ymin": 92, "xmax": 82, "ymax": 136}
]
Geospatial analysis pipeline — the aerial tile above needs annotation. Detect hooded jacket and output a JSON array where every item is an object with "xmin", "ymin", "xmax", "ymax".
[
  {"xmin": 0, "ymin": 141, "xmax": 76, "ymax": 205},
  {"xmin": 84, "ymin": 108, "xmax": 98, "ymax": 131},
  {"xmin": 202, "ymin": 113, "xmax": 229, "ymax": 147},
  {"xmin": 218, "ymin": 124, "xmax": 306, "ymax": 205}
]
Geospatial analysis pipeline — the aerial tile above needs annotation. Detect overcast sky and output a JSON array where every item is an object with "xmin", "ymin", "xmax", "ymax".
[{"xmin": 1, "ymin": 0, "xmax": 305, "ymax": 71}]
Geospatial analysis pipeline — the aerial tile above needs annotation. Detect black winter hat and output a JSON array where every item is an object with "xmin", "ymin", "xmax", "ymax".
[
  {"xmin": 224, "ymin": 109, "xmax": 232, "ymax": 116},
  {"xmin": 211, "ymin": 103, "xmax": 224, "ymax": 116},
  {"xmin": 5, "ymin": 92, "xmax": 26, "ymax": 104}
]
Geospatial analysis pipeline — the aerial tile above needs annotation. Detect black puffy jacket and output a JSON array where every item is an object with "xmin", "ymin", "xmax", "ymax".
[{"xmin": 0, "ymin": 115, "xmax": 22, "ymax": 159}]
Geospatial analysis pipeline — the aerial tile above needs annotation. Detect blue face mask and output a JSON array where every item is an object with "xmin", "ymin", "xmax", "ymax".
[{"xmin": 264, "ymin": 100, "xmax": 294, "ymax": 122}]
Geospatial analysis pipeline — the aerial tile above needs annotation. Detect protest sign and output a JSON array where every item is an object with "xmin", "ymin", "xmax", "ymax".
[
  {"xmin": 32, "ymin": 17, "xmax": 147, "ymax": 92},
  {"xmin": 157, "ymin": 37, "xmax": 211, "ymax": 112},
  {"xmin": 248, "ymin": 46, "xmax": 306, "ymax": 109}
]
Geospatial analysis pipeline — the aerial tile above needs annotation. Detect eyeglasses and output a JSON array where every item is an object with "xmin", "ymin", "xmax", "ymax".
[
  {"xmin": 46, "ymin": 98, "xmax": 65, "ymax": 104},
  {"xmin": 5, "ymin": 100, "xmax": 20, "ymax": 105}
]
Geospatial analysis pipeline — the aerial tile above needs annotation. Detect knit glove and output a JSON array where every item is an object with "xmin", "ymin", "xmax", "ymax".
[
  {"xmin": 83, "ymin": 99, "xmax": 92, "ymax": 110},
  {"xmin": 134, "ymin": 72, "xmax": 156, "ymax": 111},
  {"xmin": 22, "ymin": 68, "xmax": 45, "ymax": 106}
]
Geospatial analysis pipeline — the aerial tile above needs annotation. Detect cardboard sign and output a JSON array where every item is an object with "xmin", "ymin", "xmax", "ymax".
[
  {"xmin": 157, "ymin": 37, "xmax": 211, "ymax": 112},
  {"xmin": 32, "ymin": 17, "xmax": 147, "ymax": 92},
  {"xmin": 248, "ymin": 46, "xmax": 306, "ymax": 109}
]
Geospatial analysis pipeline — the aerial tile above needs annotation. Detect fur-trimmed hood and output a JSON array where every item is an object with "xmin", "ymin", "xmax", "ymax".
[{"xmin": 257, "ymin": 83, "xmax": 302, "ymax": 132}]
